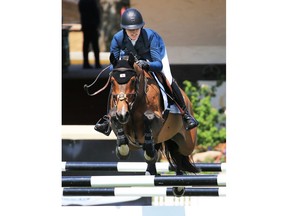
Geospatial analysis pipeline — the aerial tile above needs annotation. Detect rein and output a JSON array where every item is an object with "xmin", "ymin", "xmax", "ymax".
[{"xmin": 83, "ymin": 65, "xmax": 111, "ymax": 96}]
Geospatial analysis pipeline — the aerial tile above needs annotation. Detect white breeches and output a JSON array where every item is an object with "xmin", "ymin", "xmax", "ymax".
[{"xmin": 161, "ymin": 48, "xmax": 173, "ymax": 84}]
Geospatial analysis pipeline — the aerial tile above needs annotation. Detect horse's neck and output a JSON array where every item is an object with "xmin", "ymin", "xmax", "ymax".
[{"xmin": 135, "ymin": 71, "xmax": 162, "ymax": 111}]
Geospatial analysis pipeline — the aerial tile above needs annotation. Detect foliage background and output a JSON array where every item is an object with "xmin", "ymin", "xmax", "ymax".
[{"xmin": 183, "ymin": 80, "xmax": 226, "ymax": 153}]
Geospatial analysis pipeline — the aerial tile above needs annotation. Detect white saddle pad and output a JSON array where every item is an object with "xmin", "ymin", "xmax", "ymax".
[{"xmin": 151, "ymin": 72, "xmax": 181, "ymax": 114}]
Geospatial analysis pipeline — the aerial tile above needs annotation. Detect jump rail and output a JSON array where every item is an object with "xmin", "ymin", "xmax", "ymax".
[
  {"xmin": 62, "ymin": 174, "xmax": 226, "ymax": 187},
  {"xmin": 62, "ymin": 162, "xmax": 226, "ymax": 173},
  {"xmin": 63, "ymin": 187, "xmax": 226, "ymax": 197}
]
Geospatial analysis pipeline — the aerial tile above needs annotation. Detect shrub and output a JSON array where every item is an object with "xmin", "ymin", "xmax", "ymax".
[{"xmin": 183, "ymin": 80, "xmax": 226, "ymax": 152}]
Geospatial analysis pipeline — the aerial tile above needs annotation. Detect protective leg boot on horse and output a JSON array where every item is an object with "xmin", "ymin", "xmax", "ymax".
[
  {"xmin": 171, "ymin": 81, "xmax": 199, "ymax": 130},
  {"xmin": 94, "ymin": 115, "xmax": 112, "ymax": 136}
]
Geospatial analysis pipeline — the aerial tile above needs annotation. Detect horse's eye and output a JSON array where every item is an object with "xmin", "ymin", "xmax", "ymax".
[
  {"xmin": 130, "ymin": 78, "xmax": 136, "ymax": 85},
  {"xmin": 128, "ymin": 94, "xmax": 135, "ymax": 101},
  {"xmin": 113, "ymin": 95, "xmax": 117, "ymax": 103},
  {"xmin": 111, "ymin": 79, "xmax": 115, "ymax": 87}
]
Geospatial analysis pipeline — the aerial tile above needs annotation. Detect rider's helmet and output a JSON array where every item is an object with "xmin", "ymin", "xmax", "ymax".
[{"xmin": 120, "ymin": 8, "xmax": 145, "ymax": 29}]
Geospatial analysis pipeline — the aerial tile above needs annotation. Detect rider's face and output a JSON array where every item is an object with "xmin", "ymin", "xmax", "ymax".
[{"xmin": 126, "ymin": 28, "xmax": 141, "ymax": 41}]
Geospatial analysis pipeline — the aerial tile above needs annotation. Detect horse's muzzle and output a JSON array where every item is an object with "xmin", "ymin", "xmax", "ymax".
[{"xmin": 116, "ymin": 109, "xmax": 130, "ymax": 124}]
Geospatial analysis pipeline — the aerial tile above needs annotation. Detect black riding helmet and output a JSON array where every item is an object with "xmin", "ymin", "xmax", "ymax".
[{"xmin": 120, "ymin": 8, "xmax": 145, "ymax": 29}]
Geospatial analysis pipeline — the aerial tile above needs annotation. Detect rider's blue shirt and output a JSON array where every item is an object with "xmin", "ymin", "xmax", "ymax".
[{"xmin": 110, "ymin": 28, "xmax": 166, "ymax": 73}]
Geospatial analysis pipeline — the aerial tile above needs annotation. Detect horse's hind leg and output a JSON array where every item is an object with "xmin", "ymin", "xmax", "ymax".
[
  {"xmin": 164, "ymin": 139, "xmax": 199, "ymax": 174},
  {"xmin": 111, "ymin": 109, "xmax": 130, "ymax": 159},
  {"xmin": 164, "ymin": 140, "xmax": 188, "ymax": 197},
  {"xmin": 164, "ymin": 140, "xmax": 184, "ymax": 175}
]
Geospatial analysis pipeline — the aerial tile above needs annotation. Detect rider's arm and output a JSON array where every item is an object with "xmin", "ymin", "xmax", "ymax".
[
  {"xmin": 147, "ymin": 31, "xmax": 166, "ymax": 73},
  {"xmin": 110, "ymin": 31, "xmax": 123, "ymax": 60}
]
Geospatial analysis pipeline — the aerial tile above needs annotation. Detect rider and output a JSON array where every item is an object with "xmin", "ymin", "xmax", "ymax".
[{"xmin": 94, "ymin": 8, "xmax": 199, "ymax": 135}]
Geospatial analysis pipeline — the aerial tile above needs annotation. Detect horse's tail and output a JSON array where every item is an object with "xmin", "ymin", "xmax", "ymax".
[{"xmin": 163, "ymin": 140, "xmax": 200, "ymax": 174}]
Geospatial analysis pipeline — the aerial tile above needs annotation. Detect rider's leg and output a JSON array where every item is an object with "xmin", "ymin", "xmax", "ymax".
[
  {"xmin": 161, "ymin": 49, "xmax": 198, "ymax": 130},
  {"xmin": 171, "ymin": 80, "xmax": 199, "ymax": 130}
]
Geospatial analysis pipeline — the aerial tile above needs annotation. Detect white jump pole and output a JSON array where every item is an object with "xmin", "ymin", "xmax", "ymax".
[{"xmin": 62, "ymin": 174, "xmax": 226, "ymax": 187}]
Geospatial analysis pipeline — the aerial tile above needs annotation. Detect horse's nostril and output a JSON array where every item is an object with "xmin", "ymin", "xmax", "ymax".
[{"xmin": 116, "ymin": 111, "xmax": 129, "ymax": 124}]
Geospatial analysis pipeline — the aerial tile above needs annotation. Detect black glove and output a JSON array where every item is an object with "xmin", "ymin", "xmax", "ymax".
[{"xmin": 137, "ymin": 60, "xmax": 150, "ymax": 71}]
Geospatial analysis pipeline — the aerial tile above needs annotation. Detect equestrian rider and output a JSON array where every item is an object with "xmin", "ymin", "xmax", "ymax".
[{"xmin": 94, "ymin": 8, "xmax": 199, "ymax": 135}]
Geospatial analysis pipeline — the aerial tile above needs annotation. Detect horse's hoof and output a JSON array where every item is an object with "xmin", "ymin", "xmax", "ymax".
[
  {"xmin": 144, "ymin": 151, "xmax": 158, "ymax": 163},
  {"xmin": 116, "ymin": 145, "xmax": 130, "ymax": 160},
  {"xmin": 172, "ymin": 187, "xmax": 185, "ymax": 197}
]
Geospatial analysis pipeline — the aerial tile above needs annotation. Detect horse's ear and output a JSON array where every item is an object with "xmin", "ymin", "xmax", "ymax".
[
  {"xmin": 109, "ymin": 53, "xmax": 117, "ymax": 67},
  {"xmin": 128, "ymin": 53, "xmax": 135, "ymax": 68}
]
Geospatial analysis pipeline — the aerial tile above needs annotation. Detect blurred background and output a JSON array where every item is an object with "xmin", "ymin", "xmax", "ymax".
[{"xmin": 62, "ymin": 0, "xmax": 225, "ymax": 64}]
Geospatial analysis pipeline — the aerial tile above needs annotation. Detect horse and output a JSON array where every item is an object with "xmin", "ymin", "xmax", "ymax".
[{"xmin": 107, "ymin": 53, "xmax": 199, "ymax": 181}]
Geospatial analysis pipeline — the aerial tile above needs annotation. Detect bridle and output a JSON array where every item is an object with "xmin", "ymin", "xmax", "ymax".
[
  {"xmin": 110, "ymin": 67, "xmax": 140, "ymax": 111},
  {"xmin": 83, "ymin": 58, "xmax": 148, "ymax": 113}
]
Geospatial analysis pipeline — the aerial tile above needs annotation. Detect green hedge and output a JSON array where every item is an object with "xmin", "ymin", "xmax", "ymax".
[{"xmin": 183, "ymin": 80, "xmax": 226, "ymax": 152}]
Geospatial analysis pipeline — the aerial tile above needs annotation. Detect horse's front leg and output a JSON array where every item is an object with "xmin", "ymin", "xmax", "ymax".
[
  {"xmin": 145, "ymin": 143, "xmax": 161, "ymax": 175},
  {"xmin": 143, "ymin": 110, "xmax": 158, "ymax": 175},
  {"xmin": 110, "ymin": 109, "xmax": 130, "ymax": 159}
]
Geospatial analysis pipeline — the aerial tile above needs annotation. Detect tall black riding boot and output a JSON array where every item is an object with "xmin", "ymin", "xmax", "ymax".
[{"xmin": 171, "ymin": 80, "xmax": 199, "ymax": 130}]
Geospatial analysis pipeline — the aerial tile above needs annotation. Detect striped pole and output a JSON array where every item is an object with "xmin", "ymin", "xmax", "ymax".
[
  {"xmin": 62, "ymin": 174, "xmax": 226, "ymax": 187},
  {"xmin": 63, "ymin": 187, "xmax": 226, "ymax": 197},
  {"xmin": 62, "ymin": 162, "xmax": 226, "ymax": 173}
]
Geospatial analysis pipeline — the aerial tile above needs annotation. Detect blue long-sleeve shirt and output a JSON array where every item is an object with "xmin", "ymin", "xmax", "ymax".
[{"xmin": 110, "ymin": 28, "xmax": 166, "ymax": 73}]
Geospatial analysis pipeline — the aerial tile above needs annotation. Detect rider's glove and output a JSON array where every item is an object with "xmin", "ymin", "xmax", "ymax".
[{"xmin": 137, "ymin": 60, "xmax": 150, "ymax": 71}]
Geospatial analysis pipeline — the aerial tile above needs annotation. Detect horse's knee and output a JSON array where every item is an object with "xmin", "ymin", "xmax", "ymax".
[{"xmin": 144, "ymin": 110, "xmax": 155, "ymax": 122}]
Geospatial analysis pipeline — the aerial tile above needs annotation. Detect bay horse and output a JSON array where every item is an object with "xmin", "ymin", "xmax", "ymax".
[{"xmin": 108, "ymin": 53, "xmax": 199, "ymax": 180}]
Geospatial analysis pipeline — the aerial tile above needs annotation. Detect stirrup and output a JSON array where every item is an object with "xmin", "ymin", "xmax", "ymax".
[{"xmin": 94, "ymin": 115, "xmax": 112, "ymax": 136}]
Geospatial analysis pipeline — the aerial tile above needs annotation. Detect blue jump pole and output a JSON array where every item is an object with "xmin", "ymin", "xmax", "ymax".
[
  {"xmin": 62, "ymin": 162, "xmax": 226, "ymax": 172},
  {"xmin": 63, "ymin": 187, "xmax": 226, "ymax": 197}
]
